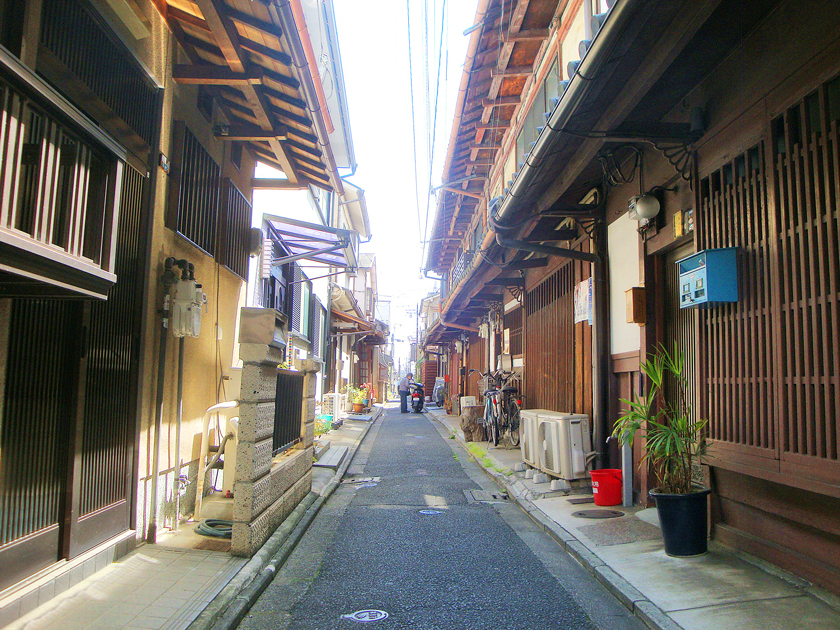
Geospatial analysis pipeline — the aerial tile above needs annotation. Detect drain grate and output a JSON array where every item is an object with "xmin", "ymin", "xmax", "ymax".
[
  {"xmin": 342, "ymin": 476, "xmax": 381, "ymax": 484},
  {"xmin": 567, "ymin": 497, "xmax": 595, "ymax": 505},
  {"xmin": 465, "ymin": 489, "xmax": 509, "ymax": 503},
  {"xmin": 572, "ymin": 509, "xmax": 624, "ymax": 519}
]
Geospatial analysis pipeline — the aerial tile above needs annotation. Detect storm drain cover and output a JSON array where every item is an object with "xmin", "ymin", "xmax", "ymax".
[
  {"xmin": 572, "ymin": 509, "xmax": 624, "ymax": 519},
  {"xmin": 341, "ymin": 610, "xmax": 389, "ymax": 623},
  {"xmin": 465, "ymin": 490, "xmax": 509, "ymax": 503},
  {"xmin": 418, "ymin": 509, "xmax": 443, "ymax": 515},
  {"xmin": 567, "ymin": 497, "xmax": 595, "ymax": 505},
  {"xmin": 343, "ymin": 477, "xmax": 381, "ymax": 485}
]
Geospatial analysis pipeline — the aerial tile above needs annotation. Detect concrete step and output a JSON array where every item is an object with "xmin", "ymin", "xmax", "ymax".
[{"xmin": 313, "ymin": 444, "xmax": 348, "ymax": 470}]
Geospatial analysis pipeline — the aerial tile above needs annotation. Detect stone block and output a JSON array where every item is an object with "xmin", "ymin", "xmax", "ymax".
[
  {"xmin": 305, "ymin": 398, "xmax": 316, "ymax": 422},
  {"xmin": 237, "ymin": 402, "xmax": 275, "ymax": 442},
  {"xmin": 239, "ymin": 342, "xmax": 285, "ymax": 366},
  {"xmin": 236, "ymin": 438, "xmax": 273, "ymax": 482},
  {"xmin": 305, "ymin": 373, "xmax": 317, "ymax": 398},
  {"xmin": 303, "ymin": 421, "xmax": 314, "ymax": 448},
  {"xmin": 460, "ymin": 405, "xmax": 485, "ymax": 442},
  {"xmin": 231, "ymin": 469, "xmax": 313, "ymax": 557},
  {"xmin": 233, "ymin": 448, "xmax": 313, "ymax": 522},
  {"xmin": 240, "ymin": 364, "xmax": 279, "ymax": 403}
]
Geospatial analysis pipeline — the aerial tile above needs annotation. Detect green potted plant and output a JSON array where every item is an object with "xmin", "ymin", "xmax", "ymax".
[
  {"xmin": 612, "ymin": 344, "xmax": 710, "ymax": 557},
  {"xmin": 346, "ymin": 386, "xmax": 365, "ymax": 412}
]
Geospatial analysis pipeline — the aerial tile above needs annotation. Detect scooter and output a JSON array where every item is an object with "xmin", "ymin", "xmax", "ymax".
[{"xmin": 410, "ymin": 382, "xmax": 425, "ymax": 412}]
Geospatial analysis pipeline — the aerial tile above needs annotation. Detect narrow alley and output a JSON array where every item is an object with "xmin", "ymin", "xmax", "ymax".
[{"xmin": 237, "ymin": 406, "xmax": 641, "ymax": 630}]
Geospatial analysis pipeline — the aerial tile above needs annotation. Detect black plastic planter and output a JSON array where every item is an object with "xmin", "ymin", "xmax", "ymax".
[{"xmin": 650, "ymin": 486, "xmax": 711, "ymax": 557}]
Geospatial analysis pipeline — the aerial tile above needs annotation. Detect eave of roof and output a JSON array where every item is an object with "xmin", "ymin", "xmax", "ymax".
[{"xmin": 158, "ymin": 0, "xmax": 343, "ymax": 192}]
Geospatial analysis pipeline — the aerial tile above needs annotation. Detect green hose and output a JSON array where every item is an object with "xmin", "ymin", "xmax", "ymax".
[{"xmin": 195, "ymin": 519, "xmax": 232, "ymax": 539}]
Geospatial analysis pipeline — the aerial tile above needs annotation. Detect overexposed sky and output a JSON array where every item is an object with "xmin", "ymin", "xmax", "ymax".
[{"xmin": 332, "ymin": 0, "xmax": 477, "ymax": 361}]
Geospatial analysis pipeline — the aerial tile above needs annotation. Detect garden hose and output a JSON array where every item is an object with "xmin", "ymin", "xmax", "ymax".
[{"xmin": 194, "ymin": 518, "xmax": 232, "ymax": 539}]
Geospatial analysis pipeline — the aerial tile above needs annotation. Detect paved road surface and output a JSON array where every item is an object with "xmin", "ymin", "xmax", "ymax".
[{"xmin": 237, "ymin": 407, "xmax": 642, "ymax": 630}]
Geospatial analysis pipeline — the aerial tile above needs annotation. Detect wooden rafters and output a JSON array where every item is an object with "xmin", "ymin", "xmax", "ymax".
[{"xmin": 159, "ymin": 0, "xmax": 335, "ymax": 188}]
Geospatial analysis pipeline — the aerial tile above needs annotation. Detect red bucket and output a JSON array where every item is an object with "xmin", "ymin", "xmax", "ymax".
[{"xmin": 590, "ymin": 469, "xmax": 622, "ymax": 506}]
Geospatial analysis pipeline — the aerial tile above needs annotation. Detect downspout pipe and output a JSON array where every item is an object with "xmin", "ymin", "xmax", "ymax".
[
  {"xmin": 496, "ymin": 0, "xmax": 641, "ymax": 224},
  {"xmin": 147, "ymin": 257, "xmax": 179, "ymax": 543},
  {"xmin": 495, "ymin": 229, "xmax": 609, "ymax": 468},
  {"xmin": 271, "ymin": 1, "xmax": 344, "ymax": 196}
]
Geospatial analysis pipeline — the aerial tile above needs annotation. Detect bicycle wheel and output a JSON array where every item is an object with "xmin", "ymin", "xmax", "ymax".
[
  {"xmin": 484, "ymin": 398, "xmax": 497, "ymax": 445},
  {"xmin": 507, "ymin": 399, "xmax": 521, "ymax": 447}
]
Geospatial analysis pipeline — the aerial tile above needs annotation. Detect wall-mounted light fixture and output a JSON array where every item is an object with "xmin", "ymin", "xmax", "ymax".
[{"xmin": 627, "ymin": 193, "xmax": 660, "ymax": 221}]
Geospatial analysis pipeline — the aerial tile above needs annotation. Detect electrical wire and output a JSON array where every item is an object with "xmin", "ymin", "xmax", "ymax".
[
  {"xmin": 406, "ymin": 0, "xmax": 424, "ymax": 243},
  {"xmin": 423, "ymin": 0, "xmax": 448, "ymax": 249}
]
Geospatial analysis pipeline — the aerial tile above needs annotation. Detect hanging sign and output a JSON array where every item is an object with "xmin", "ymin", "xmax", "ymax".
[{"xmin": 574, "ymin": 278, "xmax": 594, "ymax": 324}]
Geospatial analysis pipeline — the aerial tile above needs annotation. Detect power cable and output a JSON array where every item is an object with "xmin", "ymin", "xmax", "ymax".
[
  {"xmin": 423, "ymin": 0, "xmax": 448, "ymax": 249},
  {"xmin": 406, "ymin": 0, "xmax": 424, "ymax": 243}
]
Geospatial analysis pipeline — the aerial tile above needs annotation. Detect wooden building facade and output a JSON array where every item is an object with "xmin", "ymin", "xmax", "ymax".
[
  {"xmin": 422, "ymin": 0, "xmax": 840, "ymax": 594},
  {"xmin": 0, "ymin": 0, "xmax": 346, "ymax": 620}
]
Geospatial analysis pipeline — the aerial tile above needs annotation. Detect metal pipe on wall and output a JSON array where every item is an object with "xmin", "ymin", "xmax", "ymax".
[{"xmin": 146, "ymin": 257, "xmax": 178, "ymax": 543}]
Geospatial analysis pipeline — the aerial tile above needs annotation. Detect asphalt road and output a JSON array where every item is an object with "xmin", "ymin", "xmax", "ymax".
[{"xmin": 237, "ymin": 406, "xmax": 642, "ymax": 630}]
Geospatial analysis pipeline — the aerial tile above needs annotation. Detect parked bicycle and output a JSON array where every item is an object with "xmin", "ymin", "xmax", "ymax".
[{"xmin": 480, "ymin": 370, "xmax": 521, "ymax": 447}]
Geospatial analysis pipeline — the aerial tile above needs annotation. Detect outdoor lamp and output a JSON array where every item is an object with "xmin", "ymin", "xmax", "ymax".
[{"xmin": 633, "ymin": 193, "xmax": 660, "ymax": 220}]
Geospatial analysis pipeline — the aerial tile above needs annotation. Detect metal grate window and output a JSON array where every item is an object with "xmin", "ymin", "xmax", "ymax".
[
  {"xmin": 220, "ymin": 179, "xmax": 251, "ymax": 280},
  {"xmin": 273, "ymin": 370, "xmax": 305, "ymax": 454},
  {"xmin": 170, "ymin": 123, "xmax": 220, "ymax": 256}
]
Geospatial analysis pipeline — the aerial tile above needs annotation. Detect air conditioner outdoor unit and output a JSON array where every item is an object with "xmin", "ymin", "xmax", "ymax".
[
  {"xmin": 518, "ymin": 410, "xmax": 541, "ymax": 467},
  {"xmin": 537, "ymin": 413, "xmax": 593, "ymax": 480}
]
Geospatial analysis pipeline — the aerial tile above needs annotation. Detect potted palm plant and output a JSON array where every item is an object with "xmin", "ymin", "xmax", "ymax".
[{"xmin": 612, "ymin": 344, "xmax": 710, "ymax": 557}]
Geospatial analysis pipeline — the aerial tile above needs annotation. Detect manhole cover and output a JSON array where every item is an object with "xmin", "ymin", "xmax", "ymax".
[
  {"xmin": 572, "ymin": 509, "xmax": 624, "ymax": 519},
  {"xmin": 418, "ymin": 509, "xmax": 443, "ymax": 515},
  {"xmin": 567, "ymin": 497, "xmax": 595, "ymax": 505},
  {"xmin": 341, "ymin": 610, "xmax": 389, "ymax": 622},
  {"xmin": 465, "ymin": 490, "xmax": 509, "ymax": 503}
]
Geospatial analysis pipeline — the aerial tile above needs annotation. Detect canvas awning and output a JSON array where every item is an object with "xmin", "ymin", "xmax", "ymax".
[{"xmin": 264, "ymin": 214, "xmax": 358, "ymax": 268}]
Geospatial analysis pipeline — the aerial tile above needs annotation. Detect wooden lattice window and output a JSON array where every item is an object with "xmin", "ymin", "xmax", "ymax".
[
  {"xmin": 168, "ymin": 123, "xmax": 220, "ymax": 256},
  {"xmin": 770, "ymin": 78, "xmax": 840, "ymax": 476},
  {"xmin": 698, "ymin": 143, "xmax": 776, "ymax": 455},
  {"xmin": 700, "ymin": 74, "xmax": 840, "ymax": 484}
]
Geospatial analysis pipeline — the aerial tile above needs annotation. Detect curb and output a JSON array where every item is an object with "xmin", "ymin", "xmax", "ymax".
[
  {"xmin": 429, "ymin": 413, "xmax": 681, "ymax": 630},
  {"xmin": 187, "ymin": 412, "xmax": 380, "ymax": 630}
]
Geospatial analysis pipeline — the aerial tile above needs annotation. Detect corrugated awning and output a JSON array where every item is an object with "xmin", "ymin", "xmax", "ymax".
[{"xmin": 265, "ymin": 214, "xmax": 357, "ymax": 268}]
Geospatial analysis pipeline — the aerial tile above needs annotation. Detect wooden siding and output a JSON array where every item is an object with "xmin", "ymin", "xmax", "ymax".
[
  {"xmin": 523, "ymin": 249, "xmax": 593, "ymax": 416},
  {"xmin": 465, "ymin": 332, "xmax": 486, "ymax": 399}
]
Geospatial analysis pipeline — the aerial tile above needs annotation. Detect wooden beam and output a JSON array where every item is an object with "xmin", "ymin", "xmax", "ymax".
[
  {"xmin": 215, "ymin": 124, "xmax": 288, "ymax": 141},
  {"xmin": 503, "ymin": 258, "xmax": 549, "ymax": 270},
  {"xmin": 226, "ymin": 7, "xmax": 282, "ymax": 41},
  {"xmin": 490, "ymin": 65, "xmax": 533, "ymax": 78},
  {"xmin": 482, "ymin": 96, "xmax": 519, "ymax": 107},
  {"xmin": 474, "ymin": 121, "xmax": 510, "ymax": 130},
  {"xmin": 172, "ymin": 64, "xmax": 263, "ymax": 85},
  {"xmin": 251, "ymin": 178, "xmax": 306, "ymax": 190},
  {"xmin": 468, "ymin": 142, "xmax": 501, "ymax": 150},
  {"xmin": 465, "ymin": 159, "xmax": 496, "ymax": 167},
  {"xmin": 442, "ymin": 186, "xmax": 484, "ymax": 200},
  {"xmin": 194, "ymin": 0, "xmax": 246, "ymax": 72},
  {"xmin": 505, "ymin": 28, "xmax": 549, "ymax": 42},
  {"xmin": 239, "ymin": 37, "xmax": 291, "ymax": 67}
]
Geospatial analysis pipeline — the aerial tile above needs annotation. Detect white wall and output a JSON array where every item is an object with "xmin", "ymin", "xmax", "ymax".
[{"xmin": 608, "ymin": 213, "xmax": 641, "ymax": 355}]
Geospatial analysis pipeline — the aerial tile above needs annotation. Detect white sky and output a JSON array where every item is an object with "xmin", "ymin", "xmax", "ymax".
[{"xmin": 332, "ymin": 0, "xmax": 477, "ymax": 365}]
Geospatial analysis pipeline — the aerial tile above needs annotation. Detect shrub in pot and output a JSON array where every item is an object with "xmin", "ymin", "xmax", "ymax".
[{"xmin": 612, "ymin": 344, "xmax": 710, "ymax": 557}]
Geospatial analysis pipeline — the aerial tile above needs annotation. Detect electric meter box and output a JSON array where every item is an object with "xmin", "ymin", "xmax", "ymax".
[{"xmin": 676, "ymin": 247, "xmax": 738, "ymax": 309}]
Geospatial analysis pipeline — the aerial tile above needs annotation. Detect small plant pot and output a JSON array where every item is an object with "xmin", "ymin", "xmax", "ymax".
[
  {"xmin": 650, "ymin": 486, "xmax": 711, "ymax": 557},
  {"xmin": 362, "ymin": 399, "xmax": 369, "ymax": 407},
  {"xmin": 352, "ymin": 402, "xmax": 364, "ymax": 413}
]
